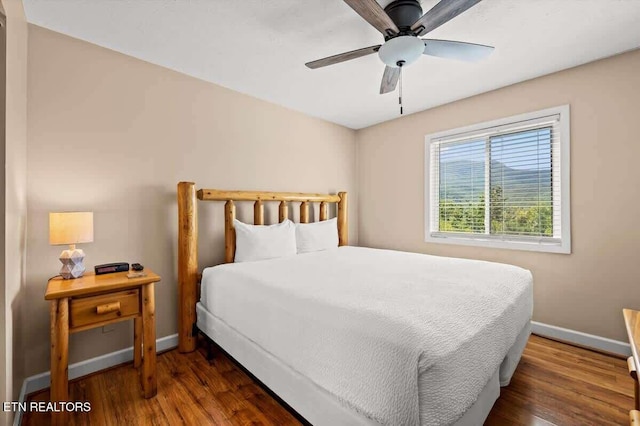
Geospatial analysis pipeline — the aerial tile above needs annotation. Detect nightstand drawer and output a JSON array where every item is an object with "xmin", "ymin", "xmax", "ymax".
[{"xmin": 70, "ymin": 289, "xmax": 140, "ymax": 329}]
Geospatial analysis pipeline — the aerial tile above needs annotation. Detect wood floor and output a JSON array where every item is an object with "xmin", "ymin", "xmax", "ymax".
[{"xmin": 23, "ymin": 335, "xmax": 634, "ymax": 426}]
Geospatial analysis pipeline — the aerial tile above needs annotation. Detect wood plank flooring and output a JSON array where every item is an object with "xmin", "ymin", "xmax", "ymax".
[{"xmin": 23, "ymin": 335, "xmax": 634, "ymax": 425}]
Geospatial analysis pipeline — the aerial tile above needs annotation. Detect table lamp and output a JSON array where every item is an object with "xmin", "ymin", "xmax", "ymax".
[{"xmin": 49, "ymin": 212, "xmax": 94, "ymax": 279}]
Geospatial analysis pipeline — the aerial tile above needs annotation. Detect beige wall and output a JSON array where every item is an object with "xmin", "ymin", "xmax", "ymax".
[
  {"xmin": 25, "ymin": 25, "xmax": 357, "ymax": 377},
  {"xmin": 356, "ymin": 48, "xmax": 640, "ymax": 342},
  {"xmin": 21, "ymin": 16, "xmax": 640, "ymax": 383},
  {"xmin": 2, "ymin": 0, "xmax": 27, "ymax": 419}
]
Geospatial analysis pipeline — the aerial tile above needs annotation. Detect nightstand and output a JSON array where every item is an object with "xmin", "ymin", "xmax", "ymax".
[{"xmin": 45, "ymin": 270, "xmax": 161, "ymax": 425}]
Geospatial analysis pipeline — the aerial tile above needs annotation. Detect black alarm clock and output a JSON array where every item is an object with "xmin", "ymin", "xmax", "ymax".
[{"xmin": 94, "ymin": 262, "xmax": 129, "ymax": 275}]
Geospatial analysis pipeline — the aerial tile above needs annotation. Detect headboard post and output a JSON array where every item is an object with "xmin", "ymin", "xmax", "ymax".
[
  {"xmin": 300, "ymin": 202, "xmax": 310, "ymax": 223},
  {"xmin": 279, "ymin": 201, "xmax": 288, "ymax": 222},
  {"xmin": 254, "ymin": 200, "xmax": 264, "ymax": 225},
  {"xmin": 224, "ymin": 200, "xmax": 236, "ymax": 263},
  {"xmin": 319, "ymin": 202, "xmax": 328, "ymax": 221},
  {"xmin": 177, "ymin": 181, "xmax": 198, "ymax": 353},
  {"xmin": 338, "ymin": 192, "xmax": 348, "ymax": 246}
]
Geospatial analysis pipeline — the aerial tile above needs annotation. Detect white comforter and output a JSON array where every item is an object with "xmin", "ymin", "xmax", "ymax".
[{"xmin": 200, "ymin": 247, "xmax": 533, "ymax": 426}]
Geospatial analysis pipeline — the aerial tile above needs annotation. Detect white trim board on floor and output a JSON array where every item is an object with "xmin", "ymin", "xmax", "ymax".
[
  {"xmin": 531, "ymin": 321, "xmax": 631, "ymax": 357},
  {"xmin": 13, "ymin": 333, "xmax": 178, "ymax": 426},
  {"xmin": 13, "ymin": 323, "xmax": 632, "ymax": 425}
]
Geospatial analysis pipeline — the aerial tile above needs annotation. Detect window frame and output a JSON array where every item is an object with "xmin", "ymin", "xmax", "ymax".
[{"xmin": 424, "ymin": 105, "xmax": 571, "ymax": 254}]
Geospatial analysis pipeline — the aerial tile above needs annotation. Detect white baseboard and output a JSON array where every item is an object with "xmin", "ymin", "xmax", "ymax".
[
  {"xmin": 13, "ymin": 333, "xmax": 178, "ymax": 426},
  {"xmin": 531, "ymin": 321, "xmax": 631, "ymax": 357}
]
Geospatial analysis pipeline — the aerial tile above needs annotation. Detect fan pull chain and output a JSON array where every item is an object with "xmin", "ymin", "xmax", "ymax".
[{"xmin": 398, "ymin": 63, "xmax": 404, "ymax": 115}]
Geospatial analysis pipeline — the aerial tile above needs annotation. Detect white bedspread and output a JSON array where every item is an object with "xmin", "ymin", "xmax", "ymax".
[{"xmin": 200, "ymin": 247, "xmax": 533, "ymax": 426}]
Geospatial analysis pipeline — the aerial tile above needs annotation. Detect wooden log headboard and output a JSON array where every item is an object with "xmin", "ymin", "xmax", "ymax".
[{"xmin": 176, "ymin": 182, "xmax": 348, "ymax": 353}]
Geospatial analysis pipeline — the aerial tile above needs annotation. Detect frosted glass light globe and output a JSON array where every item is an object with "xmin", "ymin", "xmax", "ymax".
[{"xmin": 378, "ymin": 36, "xmax": 425, "ymax": 68}]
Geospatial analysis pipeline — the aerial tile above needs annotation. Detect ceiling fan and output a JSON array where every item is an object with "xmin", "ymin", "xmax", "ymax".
[{"xmin": 305, "ymin": 0, "xmax": 494, "ymax": 112}]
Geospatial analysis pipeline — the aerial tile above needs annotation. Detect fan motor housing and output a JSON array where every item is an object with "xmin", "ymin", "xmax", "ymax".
[{"xmin": 384, "ymin": 0, "xmax": 423, "ymax": 31}]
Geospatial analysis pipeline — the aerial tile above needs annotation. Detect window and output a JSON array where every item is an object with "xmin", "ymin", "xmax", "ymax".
[{"xmin": 425, "ymin": 105, "xmax": 570, "ymax": 253}]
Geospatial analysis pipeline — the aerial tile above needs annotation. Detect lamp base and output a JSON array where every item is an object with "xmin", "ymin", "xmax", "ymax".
[{"xmin": 59, "ymin": 248, "xmax": 86, "ymax": 279}]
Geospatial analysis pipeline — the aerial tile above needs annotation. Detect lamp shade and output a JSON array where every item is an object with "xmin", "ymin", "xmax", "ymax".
[{"xmin": 49, "ymin": 212, "xmax": 94, "ymax": 246}]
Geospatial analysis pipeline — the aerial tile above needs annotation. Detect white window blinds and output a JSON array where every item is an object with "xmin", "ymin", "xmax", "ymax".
[{"xmin": 426, "ymin": 106, "xmax": 570, "ymax": 253}]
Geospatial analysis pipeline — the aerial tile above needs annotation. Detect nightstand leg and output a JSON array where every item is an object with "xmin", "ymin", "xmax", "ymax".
[
  {"xmin": 141, "ymin": 282, "xmax": 157, "ymax": 398},
  {"xmin": 134, "ymin": 317, "xmax": 142, "ymax": 368},
  {"xmin": 50, "ymin": 298, "xmax": 69, "ymax": 426}
]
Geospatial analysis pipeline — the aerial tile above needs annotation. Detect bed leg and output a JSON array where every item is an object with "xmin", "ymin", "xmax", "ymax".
[
  {"xmin": 194, "ymin": 323, "xmax": 215, "ymax": 362},
  {"xmin": 206, "ymin": 340, "xmax": 215, "ymax": 362}
]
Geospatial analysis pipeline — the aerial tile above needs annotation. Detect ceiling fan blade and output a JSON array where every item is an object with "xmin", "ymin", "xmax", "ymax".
[
  {"xmin": 344, "ymin": 0, "xmax": 399, "ymax": 36},
  {"xmin": 305, "ymin": 45, "xmax": 381, "ymax": 69},
  {"xmin": 423, "ymin": 39, "xmax": 494, "ymax": 62},
  {"xmin": 411, "ymin": 0, "xmax": 482, "ymax": 37},
  {"xmin": 380, "ymin": 66, "xmax": 400, "ymax": 94}
]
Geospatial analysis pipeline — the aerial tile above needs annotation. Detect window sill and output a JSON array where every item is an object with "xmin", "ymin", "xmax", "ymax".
[{"xmin": 425, "ymin": 233, "xmax": 571, "ymax": 254}]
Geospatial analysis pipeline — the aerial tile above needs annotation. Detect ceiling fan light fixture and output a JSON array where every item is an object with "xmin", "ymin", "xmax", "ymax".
[{"xmin": 378, "ymin": 36, "xmax": 424, "ymax": 68}]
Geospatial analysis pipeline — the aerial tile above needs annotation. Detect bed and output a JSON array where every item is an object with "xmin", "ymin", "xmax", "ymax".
[{"xmin": 177, "ymin": 182, "xmax": 533, "ymax": 426}]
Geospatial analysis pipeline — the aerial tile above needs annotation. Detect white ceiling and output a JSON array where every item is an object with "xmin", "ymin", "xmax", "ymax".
[{"xmin": 23, "ymin": 0, "xmax": 640, "ymax": 129}]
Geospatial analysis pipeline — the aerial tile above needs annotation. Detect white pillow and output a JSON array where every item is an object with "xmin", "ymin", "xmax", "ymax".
[
  {"xmin": 295, "ymin": 217, "xmax": 339, "ymax": 254},
  {"xmin": 233, "ymin": 219, "xmax": 297, "ymax": 262}
]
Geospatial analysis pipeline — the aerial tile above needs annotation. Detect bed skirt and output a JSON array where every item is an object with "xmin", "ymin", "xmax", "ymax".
[{"xmin": 196, "ymin": 302, "xmax": 531, "ymax": 426}]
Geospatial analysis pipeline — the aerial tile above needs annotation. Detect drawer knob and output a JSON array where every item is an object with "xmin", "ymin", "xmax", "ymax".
[{"xmin": 96, "ymin": 302, "xmax": 121, "ymax": 315}]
